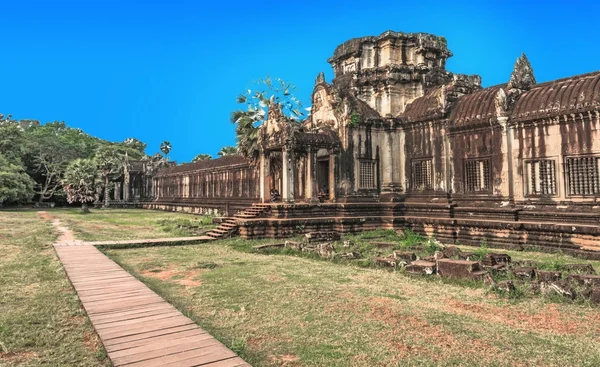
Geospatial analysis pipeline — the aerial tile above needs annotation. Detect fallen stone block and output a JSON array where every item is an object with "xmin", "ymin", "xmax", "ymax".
[
  {"xmin": 537, "ymin": 270, "xmax": 562, "ymax": 282},
  {"xmin": 405, "ymin": 260, "xmax": 436, "ymax": 275},
  {"xmin": 511, "ymin": 266, "xmax": 536, "ymax": 279},
  {"xmin": 342, "ymin": 240, "xmax": 354, "ymax": 248},
  {"xmin": 541, "ymin": 280, "xmax": 576, "ymax": 300},
  {"xmin": 393, "ymin": 251, "xmax": 417, "ymax": 264},
  {"xmin": 436, "ymin": 259, "xmax": 485, "ymax": 280},
  {"xmin": 443, "ymin": 245, "xmax": 461, "ymax": 258},
  {"xmin": 375, "ymin": 257, "xmax": 397, "ymax": 268},
  {"xmin": 305, "ymin": 231, "xmax": 341, "ymax": 243},
  {"xmin": 482, "ymin": 253, "xmax": 511, "ymax": 267},
  {"xmin": 564, "ymin": 263, "xmax": 596, "ymax": 274},
  {"xmin": 316, "ymin": 243, "xmax": 335, "ymax": 258},
  {"xmin": 212, "ymin": 217, "xmax": 224, "ymax": 224},
  {"xmin": 253, "ymin": 243, "xmax": 285, "ymax": 251},
  {"xmin": 284, "ymin": 240, "xmax": 303, "ymax": 250},
  {"xmin": 567, "ymin": 274, "xmax": 600, "ymax": 287}
]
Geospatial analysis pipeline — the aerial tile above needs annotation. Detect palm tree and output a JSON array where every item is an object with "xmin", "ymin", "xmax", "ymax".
[
  {"xmin": 192, "ymin": 153, "xmax": 212, "ymax": 162},
  {"xmin": 230, "ymin": 77, "xmax": 306, "ymax": 164},
  {"xmin": 230, "ymin": 110, "xmax": 259, "ymax": 162},
  {"xmin": 160, "ymin": 141, "xmax": 172, "ymax": 158},
  {"xmin": 218, "ymin": 146, "xmax": 238, "ymax": 157},
  {"xmin": 63, "ymin": 158, "xmax": 99, "ymax": 213}
]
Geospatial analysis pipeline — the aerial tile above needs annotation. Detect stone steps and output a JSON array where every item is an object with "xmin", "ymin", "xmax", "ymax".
[{"xmin": 207, "ymin": 204, "xmax": 267, "ymax": 239}]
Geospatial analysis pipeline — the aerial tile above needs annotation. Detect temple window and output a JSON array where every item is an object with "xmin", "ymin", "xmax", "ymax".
[
  {"xmin": 411, "ymin": 159, "xmax": 433, "ymax": 190},
  {"xmin": 465, "ymin": 158, "xmax": 490, "ymax": 193},
  {"xmin": 525, "ymin": 159, "xmax": 557, "ymax": 196},
  {"xmin": 566, "ymin": 156, "xmax": 600, "ymax": 196},
  {"xmin": 359, "ymin": 159, "xmax": 376, "ymax": 189}
]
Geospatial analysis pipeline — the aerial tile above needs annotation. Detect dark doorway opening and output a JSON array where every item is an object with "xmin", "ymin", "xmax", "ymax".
[{"xmin": 317, "ymin": 159, "xmax": 329, "ymax": 200}]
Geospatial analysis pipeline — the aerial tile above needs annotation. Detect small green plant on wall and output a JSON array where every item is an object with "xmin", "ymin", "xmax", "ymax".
[{"xmin": 348, "ymin": 112, "xmax": 361, "ymax": 128}]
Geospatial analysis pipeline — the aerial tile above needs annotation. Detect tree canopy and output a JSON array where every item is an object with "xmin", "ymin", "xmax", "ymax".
[
  {"xmin": 192, "ymin": 153, "xmax": 212, "ymax": 162},
  {"xmin": 0, "ymin": 153, "xmax": 35, "ymax": 206},
  {"xmin": 231, "ymin": 77, "xmax": 307, "ymax": 163},
  {"xmin": 62, "ymin": 158, "xmax": 100, "ymax": 213},
  {"xmin": 0, "ymin": 111, "xmax": 156, "ymax": 207},
  {"xmin": 218, "ymin": 146, "xmax": 238, "ymax": 157}
]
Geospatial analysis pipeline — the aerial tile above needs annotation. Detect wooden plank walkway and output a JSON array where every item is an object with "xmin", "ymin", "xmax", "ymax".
[
  {"xmin": 54, "ymin": 244, "xmax": 249, "ymax": 367},
  {"xmin": 54, "ymin": 236, "xmax": 214, "ymax": 247}
]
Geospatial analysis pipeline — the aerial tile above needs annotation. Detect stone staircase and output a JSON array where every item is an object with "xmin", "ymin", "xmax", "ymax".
[{"xmin": 207, "ymin": 204, "xmax": 270, "ymax": 240}]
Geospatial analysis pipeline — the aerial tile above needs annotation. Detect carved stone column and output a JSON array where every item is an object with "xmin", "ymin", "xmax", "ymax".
[
  {"xmin": 113, "ymin": 182, "xmax": 121, "ymax": 201},
  {"xmin": 305, "ymin": 147, "xmax": 318, "ymax": 203},
  {"xmin": 380, "ymin": 128, "xmax": 400, "ymax": 200},
  {"xmin": 123, "ymin": 172, "xmax": 130, "ymax": 202},
  {"xmin": 329, "ymin": 153, "xmax": 336, "ymax": 201},
  {"xmin": 259, "ymin": 151, "xmax": 270, "ymax": 203},
  {"xmin": 282, "ymin": 147, "xmax": 295, "ymax": 202},
  {"xmin": 499, "ymin": 116, "xmax": 514, "ymax": 201}
]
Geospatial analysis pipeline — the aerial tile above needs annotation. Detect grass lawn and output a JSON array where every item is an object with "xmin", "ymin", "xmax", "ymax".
[
  {"xmin": 48, "ymin": 208, "xmax": 214, "ymax": 241},
  {"xmin": 104, "ymin": 236, "xmax": 600, "ymax": 366},
  {"xmin": 17, "ymin": 208, "xmax": 600, "ymax": 366},
  {"xmin": 0, "ymin": 210, "xmax": 109, "ymax": 366}
]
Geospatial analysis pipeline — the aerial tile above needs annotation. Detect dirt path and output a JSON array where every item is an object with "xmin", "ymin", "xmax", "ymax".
[{"xmin": 38, "ymin": 211, "xmax": 76, "ymax": 242}]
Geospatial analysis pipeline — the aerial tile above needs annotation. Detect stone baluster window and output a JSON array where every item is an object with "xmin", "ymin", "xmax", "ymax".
[
  {"xmin": 359, "ymin": 159, "xmax": 376, "ymax": 189},
  {"xmin": 566, "ymin": 156, "xmax": 600, "ymax": 196},
  {"xmin": 465, "ymin": 158, "xmax": 490, "ymax": 193},
  {"xmin": 411, "ymin": 158, "xmax": 433, "ymax": 191},
  {"xmin": 525, "ymin": 159, "xmax": 557, "ymax": 196}
]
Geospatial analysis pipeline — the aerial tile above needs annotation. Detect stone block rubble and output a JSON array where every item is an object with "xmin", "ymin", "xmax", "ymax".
[{"xmin": 252, "ymin": 231, "xmax": 600, "ymax": 305}]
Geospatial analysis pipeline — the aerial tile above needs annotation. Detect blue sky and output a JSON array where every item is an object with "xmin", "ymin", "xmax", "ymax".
[{"xmin": 2, "ymin": 0, "xmax": 600, "ymax": 162}]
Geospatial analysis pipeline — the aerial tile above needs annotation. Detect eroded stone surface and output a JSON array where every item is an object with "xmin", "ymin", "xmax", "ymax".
[
  {"xmin": 436, "ymin": 259, "xmax": 484, "ymax": 280},
  {"xmin": 405, "ymin": 260, "xmax": 436, "ymax": 275},
  {"xmin": 512, "ymin": 267, "xmax": 537, "ymax": 279}
]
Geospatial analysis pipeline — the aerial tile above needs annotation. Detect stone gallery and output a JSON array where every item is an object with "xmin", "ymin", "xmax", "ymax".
[{"xmin": 116, "ymin": 31, "xmax": 600, "ymax": 255}]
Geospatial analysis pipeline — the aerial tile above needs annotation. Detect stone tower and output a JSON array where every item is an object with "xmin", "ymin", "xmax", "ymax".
[{"xmin": 327, "ymin": 31, "xmax": 453, "ymax": 117}]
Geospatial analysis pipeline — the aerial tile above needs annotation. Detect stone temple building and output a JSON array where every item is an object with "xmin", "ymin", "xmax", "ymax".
[{"xmin": 116, "ymin": 30, "xmax": 600, "ymax": 256}]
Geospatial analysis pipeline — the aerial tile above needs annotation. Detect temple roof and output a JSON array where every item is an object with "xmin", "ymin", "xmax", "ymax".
[
  {"xmin": 510, "ymin": 71, "xmax": 600, "ymax": 123},
  {"xmin": 328, "ymin": 31, "xmax": 450, "ymax": 63},
  {"xmin": 402, "ymin": 86, "xmax": 446, "ymax": 123},
  {"xmin": 449, "ymin": 86, "xmax": 505, "ymax": 128},
  {"xmin": 157, "ymin": 155, "xmax": 248, "ymax": 176}
]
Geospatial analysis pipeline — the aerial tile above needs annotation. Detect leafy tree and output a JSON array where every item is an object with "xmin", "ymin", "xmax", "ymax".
[
  {"xmin": 123, "ymin": 137, "xmax": 147, "ymax": 155},
  {"xmin": 0, "ymin": 153, "xmax": 35, "ymax": 206},
  {"xmin": 192, "ymin": 153, "xmax": 212, "ymax": 162},
  {"xmin": 160, "ymin": 141, "xmax": 172, "ymax": 158},
  {"xmin": 95, "ymin": 145, "xmax": 124, "ymax": 208},
  {"xmin": 231, "ymin": 77, "xmax": 306, "ymax": 163},
  {"xmin": 218, "ymin": 146, "xmax": 238, "ymax": 157},
  {"xmin": 0, "ymin": 114, "xmax": 26, "ymax": 162},
  {"xmin": 62, "ymin": 158, "xmax": 99, "ymax": 213},
  {"xmin": 23, "ymin": 122, "xmax": 98, "ymax": 203}
]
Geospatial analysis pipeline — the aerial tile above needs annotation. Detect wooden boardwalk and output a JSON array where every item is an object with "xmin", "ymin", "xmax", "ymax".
[
  {"xmin": 54, "ymin": 244, "xmax": 249, "ymax": 367},
  {"xmin": 54, "ymin": 236, "xmax": 214, "ymax": 247}
]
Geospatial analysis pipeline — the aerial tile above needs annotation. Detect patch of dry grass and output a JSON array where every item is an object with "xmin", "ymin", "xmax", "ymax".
[
  {"xmin": 105, "ymin": 242, "xmax": 600, "ymax": 366},
  {"xmin": 49, "ymin": 208, "xmax": 214, "ymax": 241},
  {"xmin": 0, "ymin": 211, "xmax": 109, "ymax": 366}
]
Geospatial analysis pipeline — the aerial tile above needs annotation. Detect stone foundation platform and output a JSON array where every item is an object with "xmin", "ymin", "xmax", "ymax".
[{"xmin": 236, "ymin": 202, "xmax": 600, "ymax": 259}]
